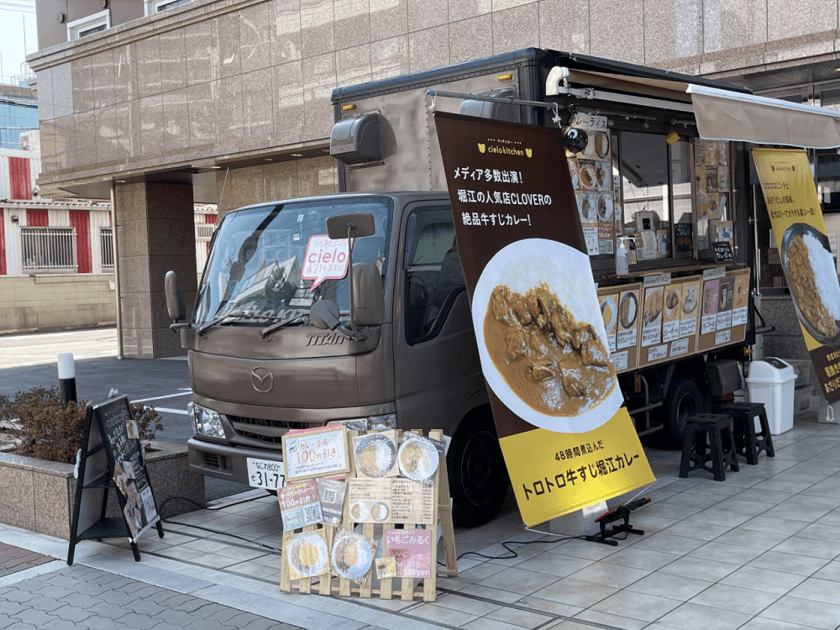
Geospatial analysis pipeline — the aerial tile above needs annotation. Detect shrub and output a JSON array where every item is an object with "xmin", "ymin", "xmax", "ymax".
[{"xmin": 0, "ymin": 387, "xmax": 162, "ymax": 464}]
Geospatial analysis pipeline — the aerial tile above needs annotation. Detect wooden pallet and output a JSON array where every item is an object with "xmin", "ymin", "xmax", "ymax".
[{"xmin": 280, "ymin": 428, "xmax": 457, "ymax": 601}]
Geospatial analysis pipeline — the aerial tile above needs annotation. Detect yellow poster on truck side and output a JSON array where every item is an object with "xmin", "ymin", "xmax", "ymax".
[
  {"xmin": 753, "ymin": 148, "xmax": 840, "ymax": 403},
  {"xmin": 434, "ymin": 112, "xmax": 655, "ymax": 527}
]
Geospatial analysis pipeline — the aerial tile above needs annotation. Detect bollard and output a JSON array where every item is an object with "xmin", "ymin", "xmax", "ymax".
[{"xmin": 57, "ymin": 352, "xmax": 77, "ymax": 403}]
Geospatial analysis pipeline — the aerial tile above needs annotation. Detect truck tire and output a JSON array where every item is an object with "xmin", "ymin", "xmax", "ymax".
[
  {"xmin": 664, "ymin": 379, "xmax": 704, "ymax": 447},
  {"xmin": 448, "ymin": 413, "xmax": 509, "ymax": 528}
]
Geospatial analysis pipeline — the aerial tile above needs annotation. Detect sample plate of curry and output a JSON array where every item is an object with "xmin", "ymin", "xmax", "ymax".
[{"xmin": 473, "ymin": 238, "xmax": 622, "ymax": 433}]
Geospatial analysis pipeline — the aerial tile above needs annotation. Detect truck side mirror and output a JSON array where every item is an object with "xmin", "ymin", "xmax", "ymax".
[
  {"xmin": 326, "ymin": 212, "xmax": 376, "ymax": 239},
  {"xmin": 352, "ymin": 262, "xmax": 385, "ymax": 326},
  {"xmin": 165, "ymin": 271, "xmax": 186, "ymax": 322}
]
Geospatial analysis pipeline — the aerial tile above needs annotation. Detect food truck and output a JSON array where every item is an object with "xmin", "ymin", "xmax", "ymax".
[{"xmin": 166, "ymin": 48, "xmax": 813, "ymax": 527}]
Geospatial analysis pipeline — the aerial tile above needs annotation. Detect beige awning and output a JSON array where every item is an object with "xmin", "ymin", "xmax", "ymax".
[{"xmin": 687, "ymin": 84, "xmax": 840, "ymax": 149}]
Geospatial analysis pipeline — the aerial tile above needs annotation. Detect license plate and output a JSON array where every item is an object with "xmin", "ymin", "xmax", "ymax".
[{"xmin": 246, "ymin": 458, "xmax": 286, "ymax": 490}]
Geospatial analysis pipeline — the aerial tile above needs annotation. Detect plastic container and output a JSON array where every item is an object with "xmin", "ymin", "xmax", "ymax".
[
  {"xmin": 786, "ymin": 359, "xmax": 813, "ymax": 389},
  {"xmin": 745, "ymin": 358, "xmax": 796, "ymax": 435}
]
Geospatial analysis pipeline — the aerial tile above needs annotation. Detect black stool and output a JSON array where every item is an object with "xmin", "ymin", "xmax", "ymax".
[
  {"xmin": 725, "ymin": 401, "xmax": 775, "ymax": 465},
  {"xmin": 679, "ymin": 414, "xmax": 740, "ymax": 481}
]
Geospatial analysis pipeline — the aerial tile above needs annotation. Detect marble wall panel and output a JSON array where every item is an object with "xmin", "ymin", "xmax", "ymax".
[
  {"xmin": 408, "ymin": 0, "xmax": 448, "ymax": 31},
  {"xmin": 763, "ymin": 34, "xmax": 834, "ymax": 66},
  {"xmin": 160, "ymin": 27, "xmax": 188, "ymax": 93},
  {"xmin": 492, "ymin": 2, "xmax": 540, "ymax": 55},
  {"xmin": 188, "ymin": 81, "xmax": 217, "ymax": 150},
  {"xmin": 213, "ymin": 12, "xmax": 242, "ymax": 80},
  {"xmin": 91, "ymin": 50, "xmax": 116, "ymax": 110},
  {"xmin": 146, "ymin": 181, "xmax": 195, "ymax": 220},
  {"xmin": 72, "ymin": 55, "xmax": 93, "ymax": 113},
  {"xmin": 302, "ymin": 52, "xmax": 337, "ymax": 141},
  {"xmin": 115, "ymin": 100, "xmax": 139, "ymax": 162},
  {"xmin": 371, "ymin": 35, "xmax": 409, "ymax": 80},
  {"xmin": 644, "ymin": 0, "xmax": 701, "ymax": 64},
  {"xmin": 116, "ymin": 220, "xmax": 150, "ymax": 258},
  {"xmin": 270, "ymin": 0, "xmax": 303, "ymax": 65},
  {"xmin": 39, "ymin": 120, "xmax": 56, "ymax": 174},
  {"xmin": 335, "ymin": 0, "xmax": 370, "ymax": 50},
  {"xmin": 589, "ymin": 0, "xmax": 644, "ymax": 65},
  {"xmin": 538, "ymin": 0, "xmax": 590, "ymax": 55},
  {"xmin": 120, "ymin": 325, "xmax": 154, "ymax": 358},
  {"xmin": 493, "ymin": 0, "xmax": 535, "ymax": 10},
  {"xmin": 337, "ymin": 43, "xmax": 372, "ymax": 85},
  {"xmin": 74, "ymin": 110, "xmax": 98, "ymax": 170},
  {"xmin": 263, "ymin": 160, "xmax": 300, "ymax": 201},
  {"xmin": 115, "ymin": 182, "xmax": 146, "ymax": 223},
  {"xmin": 408, "ymin": 25, "xmax": 450, "ymax": 73},
  {"xmin": 121, "ymin": 291, "xmax": 154, "ymax": 329},
  {"xmin": 185, "ymin": 21, "xmax": 214, "ymax": 85},
  {"xmin": 163, "ymin": 87, "xmax": 191, "ymax": 154},
  {"xmin": 139, "ymin": 94, "xmax": 165, "ymax": 160},
  {"xmin": 298, "ymin": 156, "xmax": 338, "ymax": 195},
  {"xmin": 301, "ymin": 0, "xmax": 336, "ymax": 58},
  {"xmin": 113, "ymin": 44, "xmax": 137, "ymax": 104},
  {"xmin": 36, "ymin": 67, "xmax": 54, "ymax": 122},
  {"xmin": 153, "ymin": 326, "xmax": 186, "ymax": 357},
  {"xmin": 32, "ymin": 474, "xmax": 71, "ymax": 540},
  {"xmin": 136, "ymin": 36, "xmax": 163, "ymax": 98},
  {"xmin": 242, "ymin": 67, "xmax": 275, "ymax": 145},
  {"xmin": 273, "ymin": 61, "xmax": 305, "ymax": 145},
  {"xmin": 148, "ymin": 256, "xmax": 195, "ymax": 300},
  {"xmin": 0, "ymin": 467, "xmax": 35, "ymax": 531},
  {"xmin": 145, "ymin": 221, "xmax": 196, "ymax": 259},
  {"xmin": 53, "ymin": 115, "xmax": 77, "ymax": 173},
  {"xmin": 449, "ymin": 0, "xmax": 491, "ymax": 22},
  {"xmin": 214, "ymin": 75, "xmax": 245, "ymax": 145},
  {"xmin": 219, "ymin": 166, "xmax": 265, "ymax": 210},
  {"xmin": 768, "ymin": 0, "xmax": 834, "ymax": 42},
  {"xmin": 240, "ymin": 3, "xmax": 272, "ymax": 74},
  {"xmin": 704, "ymin": 0, "xmax": 767, "ymax": 53},
  {"xmin": 370, "ymin": 0, "xmax": 407, "ymax": 40},
  {"xmin": 95, "ymin": 105, "xmax": 120, "ymax": 165},
  {"xmin": 449, "ymin": 14, "xmax": 492, "ymax": 64},
  {"xmin": 52, "ymin": 62, "xmax": 73, "ymax": 119}
]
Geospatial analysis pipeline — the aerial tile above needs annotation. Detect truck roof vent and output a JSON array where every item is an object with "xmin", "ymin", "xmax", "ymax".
[
  {"xmin": 330, "ymin": 112, "xmax": 382, "ymax": 166},
  {"xmin": 459, "ymin": 87, "xmax": 515, "ymax": 121}
]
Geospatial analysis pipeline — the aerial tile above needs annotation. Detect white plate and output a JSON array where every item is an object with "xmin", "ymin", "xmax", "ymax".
[
  {"xmin": 287, "ymin": 532, "xmax": 329, "ymax": 578},
  {"xmin": 331, "ymin": 532, "xmax": 374, "ymax": 580},
  {"xmin": 398, "ymin": 437, "xmax": 439, "ymax": 481},
  {"xmin": 354, "ymin": 433, "xmax": 397, "ymax": 478},
  {"xmin": 472, "ymin": 238, "xmax": 621, "ymax": 433},
  {"xmin": 600, "ymin": 296, "xmax": 617, "ymax": 334}
]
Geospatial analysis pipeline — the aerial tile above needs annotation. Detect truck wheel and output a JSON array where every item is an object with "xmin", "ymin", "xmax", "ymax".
[
  {"xmin": 448, "ymin": 413, "xmax": 509, "ymax": 528},
  {"xmin": 664, "ymin": 379, "xmax": 704, "ymax": 447}
]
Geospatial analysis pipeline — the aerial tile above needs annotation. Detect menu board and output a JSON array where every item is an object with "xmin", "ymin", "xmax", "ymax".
[
  {"xmin": 383, "ymin": 529, "xmax": 432, "ymax": 579},
  {"xmin": 567, "ymin": 113, "xmax": 614, "ymax": 256},
  {"xmin": 282, "ymin": 426, "xmax": 350, "ymax": 481},
  {"xmin": 279, "ymin": 480, "xmax": 324, "ymax": 530},
  {"xmin": 346, "ymin": 477, "xmax": 434, "ymax": 525},
  {"xmin": 638, "ymin": 275, "xmax": 701, "ymax": 367},
  {"xmin": 601, "ymin": 283, "xmax": 641, "ymax": 373},
  {"xmin": 695, "ymin": 140, "xmax": 730, "ymax": 250},
  {"xmin": 95, "ymin": 397, "xmax": 159, "ymax": 538},
  {"xmin": 698, "ymin": 268, "xmax": 750, "ymax": 352}
]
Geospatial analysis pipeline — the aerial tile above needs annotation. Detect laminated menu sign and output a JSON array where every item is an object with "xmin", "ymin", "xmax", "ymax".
[
  {"xmin": 754, "ymin": 148, "xmax": 840, "ymax": 403},
  {"xmin": 282, "ymin": 426, "xmax": 350, "ymax": 481},
  {"xmin": 679, "ymin": 279, "xmax": 700, "ymax": 338},
  {"xmin": 732, "ymin": 274, "xmax": 749, "ymax": 326},
  {"xmin": 434, "ymin": 111, "xmax": 654, "ymax": 527},
  {"xmin": 641, "ymin": 286, "xmax": 664, "ymax": 347},
  {"xmin": 662, "ymin": 284, "xmax": 682, "ymax": 343},
  {"xmin": 701, "ymin": 279, "xmax": 719, "ymax": 334},
  {"xmin": 279, "ymin": 480, "xmax": 324, "ymax": 530},
  {"xmin": 598, "ymin": 292, "xmax": 619, "ymax": 354},
  {"xmin": 385, "ymin": 529, "xmax": 432, "ymax": 579},
  {"xmin": 346, "ymin": 477, "xmax": 434, "ymax": 525},
  {"xmin": 716, "ymin": 277, "xmax": 734, "ymax": 330},
  {"xmin": 317, "ymin": 478, "xmax": 346, "ymax": 526}
]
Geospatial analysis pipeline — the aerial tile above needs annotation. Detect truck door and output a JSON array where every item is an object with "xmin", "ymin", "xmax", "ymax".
[{"xmin": 393, "ymin": 203, "xmax": 486, "ymax": 435}]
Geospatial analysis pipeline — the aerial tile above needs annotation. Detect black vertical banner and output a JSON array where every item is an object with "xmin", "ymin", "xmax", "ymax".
[{"xmin": 434, "ymin": 112, "xmax": 654, "ymax": 526}]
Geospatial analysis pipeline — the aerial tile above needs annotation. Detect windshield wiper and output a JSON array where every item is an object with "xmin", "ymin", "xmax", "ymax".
[
  {"xmin": 198, "ymin": 310, "xmax": 282, "ymax": 335},
  {"xmin": 260, "ymin": 312, "xmax": 308, "ymax": 338}
]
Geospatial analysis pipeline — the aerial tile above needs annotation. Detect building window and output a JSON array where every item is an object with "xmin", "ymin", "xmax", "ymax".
[
  {"xmin": 67, "ymin": 10, "xmax": 111, "ymax": 41},
  {"xmin": 145, "ymin": 0, "xmax": 191, "ymax": 15},
  {"xmin": 100, "ymin": 228, "xmax": 114, "ymax": 272},
  {"xmin": 21, "ymin": 227, "xmax": 77, "ymax": 273}
]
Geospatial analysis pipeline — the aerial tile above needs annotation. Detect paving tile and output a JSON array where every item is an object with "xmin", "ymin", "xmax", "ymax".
[
  {"xmin": 658, "ymin": 556, "xmax": 741, "ymax": 581},
  {"xmin": 529, "ymin": 577, "xmax": 618, "ymax": 608},
  {"xmin": 738, "ymin": 618, "xmax": 825, "ymax": 629},
  {"xmin": 431, "ymin": 593, "xmax": 501, "ymax": 616},
  {"xmin": 719, "ymin": 566, "xmax": 807, "ymax": 594},
  {"xmin": 509, "ymin": 552, "xmax": 592, "ymax": 578},
  {"xmin": 688, "ymin": 509, "xmax": 754, "ymax": 528},
  {"xmin": 759, "ymin": 595, "xmax": 840, "ymax": 629},
  {"xmin": 630, "ymin": 533, "xmax": 706, "ymax": 555},
  {"xmin": 739, "ymin": 516, "xmax": 809, "ymax": 536},
  {"xmin": 409, "ymin": 602, "xmax": 478, "ymax": 627},
  {"xmin": 484, "ymin": 605, "xmax": 553, "ymax": 628},
  {"xmin": 457, "ymin": 583, "xmax": 523, "ymax": 604},
  {"xmin": 515, "ymin": 595, "xmax": 583, "ymax": 618},
  {"xmin": 657, "ymin": 602, "xmax": 752, "ymax": 630},
  {"xmin": 748, "ymin": 550, "xmax": 830, "ymax": 576},
  {"xmin": 771, "ymin": 536, "xmax": 840, "ymax": 559},
  {"xmin": 572, "ymin": 608, "xmax": 647, "ymax": 630},
  {"xmin": 461, "ymin": 617, "xmax": 528, "ymax": 630},
  {"xmin": 811, "ymin": 559, "xmax": 840, "ymax": 581},
  {"xmin": 660, "ymin": 520, "xmax": 731, "ymax": 541},
  {"xmin": 590, "ymin": 589, "xmax": 682, "ymax": 622},
  {"xmin": 566, "ymin": 561, "xmax": 651, "ymax": 589},
  {"xmin": 687, "ymin": 541, "xmax": 765, "ymax": 564},
  {"xmin": 688, "ymin": 582, "xmax": 780, "ymax": 615},
  {"xmin": 787, "ymin": 577, "xmax": 840, "ymax": 604},
  {"xmin": 624, "ymin": 571, "xmax": 713, "ymax": 601},
  {"xmin": 712, "ymin": 528, "xmax": 789, "ymax": 550},
  {"xmin": 477, "ymin": 566, "xmax": 559, "ymax": 596},
  {"xmin": 712, "ymin": 498, "xmax": 775, "ymax": 516}
]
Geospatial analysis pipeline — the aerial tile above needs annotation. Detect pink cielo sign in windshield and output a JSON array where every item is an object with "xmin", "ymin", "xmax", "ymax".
[{"xmin": 301, "ymin": 235, "xmax": 351, "ymax": 290}]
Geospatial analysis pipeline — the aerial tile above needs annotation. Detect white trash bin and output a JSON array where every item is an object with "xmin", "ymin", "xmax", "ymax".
[{"xmin": 745, "ymin": 358, "xmax": 796, "ymax": 435}]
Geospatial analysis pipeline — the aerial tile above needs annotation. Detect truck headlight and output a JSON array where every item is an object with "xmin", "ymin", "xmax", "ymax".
[
  {"xmin": 189, "ymin": 402, "xmax": 225, "ymax": 438},
  {"xmin": 329, "ymin": 413, "xmax": 397, "ymax": 431}
]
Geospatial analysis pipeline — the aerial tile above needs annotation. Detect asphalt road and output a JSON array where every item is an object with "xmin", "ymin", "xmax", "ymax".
[{"xmin": 0, "ymin": 327, "xmax": 252, "ymax": 501}]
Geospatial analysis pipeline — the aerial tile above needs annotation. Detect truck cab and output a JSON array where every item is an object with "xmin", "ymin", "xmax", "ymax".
[{"xmin": 168, "ymin": 192, "xmax": 508, "ymax": 526}]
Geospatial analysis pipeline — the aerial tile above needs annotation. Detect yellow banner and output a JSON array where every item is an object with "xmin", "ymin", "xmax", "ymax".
[
  {"xmin": 753, "ymin": 148, "xmax": 840, "ymax": 403},
  {"xmin": 501, "ymin": 407, "xmax": 654, "ymax": 527}
]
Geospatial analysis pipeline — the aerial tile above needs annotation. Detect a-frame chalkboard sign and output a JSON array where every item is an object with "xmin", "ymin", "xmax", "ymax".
[{"xmin": 67, "ymin": 395, "xmax": 164, "ymax": 565}]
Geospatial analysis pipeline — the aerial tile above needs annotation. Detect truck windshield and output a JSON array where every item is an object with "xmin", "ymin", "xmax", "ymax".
[{"xmin": 194, "ymin": 197, "xmax": 393, "ymax": 326}]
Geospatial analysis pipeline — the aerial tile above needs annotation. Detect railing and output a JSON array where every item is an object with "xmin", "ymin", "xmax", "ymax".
[
  {"xmin": 21, "ymin": 227, "xmax": 77, "ymax": 273},
  {"xmin": 100, "ymin": 228, "xmax": 114, "ymax": 272}
]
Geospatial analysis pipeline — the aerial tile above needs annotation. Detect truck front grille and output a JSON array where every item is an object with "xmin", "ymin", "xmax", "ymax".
[{"xmin": 228, "ymin": 415, "xmax": 308, "ymax": 444}]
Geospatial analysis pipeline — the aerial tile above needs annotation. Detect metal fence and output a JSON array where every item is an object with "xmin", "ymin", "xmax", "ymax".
[
  {"xmin": 21, "ymin": 227, "xmax": 77, "ymax": 273},
  {"xmin": 100, "ymin": 227, "xmax": 114, "ymax": 272}
]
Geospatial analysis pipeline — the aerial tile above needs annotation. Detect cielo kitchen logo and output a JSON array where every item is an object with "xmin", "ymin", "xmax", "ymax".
[{"xmin": 478, "ymin": 137, "xmax": 532, "ymax": 158}]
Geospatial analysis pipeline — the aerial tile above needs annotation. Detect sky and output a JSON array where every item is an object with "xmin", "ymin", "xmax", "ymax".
[{"xmin": 0, "ymin": 0, "xmax": 38, "ymax": 84}]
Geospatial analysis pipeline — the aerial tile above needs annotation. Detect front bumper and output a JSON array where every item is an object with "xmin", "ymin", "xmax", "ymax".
[{"xmin": 187, "ymin": 437, "xmax": 284, "ymax": 485}]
